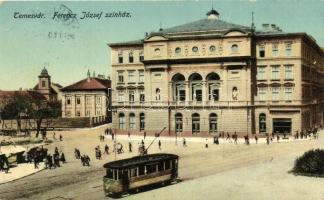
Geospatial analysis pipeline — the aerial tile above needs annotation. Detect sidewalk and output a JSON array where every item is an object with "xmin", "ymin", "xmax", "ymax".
[{"xmin": 0, "ymin": 162, "xmax": 44, "ymax": 185}]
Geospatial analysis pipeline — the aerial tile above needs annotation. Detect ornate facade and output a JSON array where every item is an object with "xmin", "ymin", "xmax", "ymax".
[{"xmin": 108, "ymin": 10, "xmax": 324, "ymax": 137}]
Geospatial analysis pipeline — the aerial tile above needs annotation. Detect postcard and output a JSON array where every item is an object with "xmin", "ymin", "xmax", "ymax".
[{"xmin": 0, "ymin": 1, "xmax": 323, "ymax": 200}]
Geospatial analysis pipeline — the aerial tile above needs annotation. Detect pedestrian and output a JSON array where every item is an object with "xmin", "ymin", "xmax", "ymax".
[
  {"xmin": 255, "ymin": 135, "xmax": 258, "ymax": 144},
  {"xmin": 266, "ymin": 135, "xmax": 270, "ymax": 145},
  {"xmin": 158, "ymin": 140, "xmax": 162, "ymax": 150},
  {"xmin": 85, "ymin": 155, "xmax": 91, "ymax": 166},
  {"xmin": 234, "ymin": 132, "xmax": 238, "ymax": 145},
  {"xmin": 183, "ymin": 138, "xmax": 187, "ymax": 147},
  {"xmin": 105, "ymin": 144, "xmax": 109, "ymax": 154},
  {"xmin": 53, "ymin": 152, "xmax": 60, "ymax": 167},
  {"xmin": 144, "ymin": 131, "xmax": 146, "ymax": 140},
  {"xmin": 277, "ymin": 134, "xmax": 280, "ymax": 143},
  {"xmin": 74, "ymin": 148, "xmax": 80, "ymax": 159},
  {"xmin": 112, "ymin": 132, "xmax": 114, "ymax": 140},
  {"xmin": 3, "ymin": 156, "xmax": 9, "ymax": 173},
  {"xmin": 128, "ymin": 132, "xmax": 130, "ymax": 138},
  {"xmin": 226, "ymin": 132, "xmax": 230, "ymax": 140},
  {"xmin": 60, "ymin": 152, "xmax": 66, "ymax": 163},
  {"xmin": 53, "ymin": 132, "xmax": 56, "ymax": 140},
  {"xmin": 59, "ymin": 134, "xmax": 63, "ymax": 141},
  {"xmin": 205, "ymin": 139, "xmax": 208, "ymax": 148},
  {"xmin": 129, "ymin": 142, "xmax": 132, "ymax": 152},
  {"xmin": 47, "ymin": 154, "xmax": 53, "ymax": 169},
  {"xmin": 33, "ymin": 156, "xmax": 39, "ymax": 169},
  {"xmin": 98, "ymin": 149, "xmax": 102, "ymax": 160}
]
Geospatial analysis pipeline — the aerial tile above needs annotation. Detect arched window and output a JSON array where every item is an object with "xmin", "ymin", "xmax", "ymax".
[
  {"xmin": 129, "ymin": 52, "xmax": 134, "ymax": 63},
  {"xmin": 172, "ymin": 73, "xmax": 186, "ymax": 101},
  {"xmin": 155, "ymin": 88, "xmax": 161, "ymax": 101},
  {"xmin": 175, "ymin": 47, "xmax": 181, "ymax": 54},
  {"xmin": 118, "ymin": 52, "xmax": 123, "ymax": 63},
  {"xmin": 206, "ymin": 72, "xmax": 221, "ymax": 101},
  {"xmin": 129, "ymin": 113, "xmax": 135, "ymax": 130},
  {"xmin": 259, "ymin": 113, "xmax": 266, "ymax": 133},
  {"xmin": 140, "ymin": 113, "xmax": 145, "ymax": 131},
  {"xmin": 189, "ymin": 73, "xmax": 203, "ymax": 102},
  {"xmin": 192, "ymin": 113, "xmax": 200, "ymax": 133},
  {"xmin": 209, "ymin": 113, "xmax": 218, "ymax": 133},
  {"xmin": 232, "ymin": 87, "xmax": 238, "ymax": 100},
  {"xmin": 231, "ymin": 44, "xmax": 239, "ymax": 53},
  {"xmin": 175, "ymin": 113, "xmax": 183, "ymax": 133},
  {"xmin": 118, "ymin": 113, "xmax": 125, "ymax": 129}
]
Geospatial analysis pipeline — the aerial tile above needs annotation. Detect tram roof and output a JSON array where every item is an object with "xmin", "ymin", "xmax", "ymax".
[{"xmin": 103, "ymin": 153, "xmax": 179, "ymax": 169}]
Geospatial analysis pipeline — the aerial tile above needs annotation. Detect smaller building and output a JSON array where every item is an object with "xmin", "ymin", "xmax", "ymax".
[
  {"xmin": 61, "ymin": 71, "xmax": 111, "ymax": 124},
  {"xmin": 33, "ymin": 67, "xmax": 62, "ymax": 101}
]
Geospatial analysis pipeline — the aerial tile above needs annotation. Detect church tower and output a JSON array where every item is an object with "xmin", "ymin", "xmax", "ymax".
[{"xmin": 38, "ymin": 67, "xmax": 51, "ymax": 99}]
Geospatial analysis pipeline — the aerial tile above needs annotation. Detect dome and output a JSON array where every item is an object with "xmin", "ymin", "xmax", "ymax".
[{"xmin": 206, "ymin": 9, "xmax": 219, "ymax": 20}]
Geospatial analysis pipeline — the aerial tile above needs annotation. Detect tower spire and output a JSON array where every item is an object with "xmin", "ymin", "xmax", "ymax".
[{"xmin": 251, "ymin": 12, "xmax": 256, "ymax": 31}]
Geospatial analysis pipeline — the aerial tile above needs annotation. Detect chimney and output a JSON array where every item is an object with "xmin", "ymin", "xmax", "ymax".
[{"xmin": 262, "ymin": 24, "xmax": 270, "ymax": 32}]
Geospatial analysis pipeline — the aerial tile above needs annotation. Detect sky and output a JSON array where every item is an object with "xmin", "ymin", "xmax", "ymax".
[{"xmin": 0, "ymin": 0, "xmax": 323, "ymax": 90}]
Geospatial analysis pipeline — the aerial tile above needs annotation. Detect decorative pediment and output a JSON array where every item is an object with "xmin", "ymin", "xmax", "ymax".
[
  {"xmin": 269, "ymin": 82, "xmax": 281, "ymax": 87},
  {"xmin": 257, "ymin": 83, "xmax": 268, "ymax": 87},
  {"xmin": 223, "ymin": 29, "xmax": 247, "ymax": 36},
  {"xmin": 283, "ymin": 82, "xmax": 295, "ymax": 87},
  {"xmin": 116, "ymin": 85, "xmax": 125, "ymax": 90},
  {"xmin": 137, "ymin": 85, "xmax": 144, "ymax": 90},
  {"xmin": 127, "ymin": 85, "xmax": 136, "ymax": 90},
  {"xmin": 145, "ymin": 35, "xmax": 168, "ymax": 42}
]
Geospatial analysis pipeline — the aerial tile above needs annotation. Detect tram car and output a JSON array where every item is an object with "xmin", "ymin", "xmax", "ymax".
[{"xmin": 103, "ymin": 153, "xmax": 179, "ymax": 196}]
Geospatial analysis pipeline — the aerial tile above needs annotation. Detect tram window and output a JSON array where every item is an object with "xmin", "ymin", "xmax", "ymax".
[
  {"xmin": 165, "ymin": 160, "xmax": 170, "ymax": 170},
  {"xmin": 139, "ymin": 165, "xmax": 145, "ymax": 176},
  {"xmin": 114, "ymin": 170, "xmax": 117, "ymax": 180},
  {"xmin": 158, "ymin": 162, "xmax": 164, "ymax": 172},
  {"xmin": 131, "ymin": 168, "xmax": 138, "ymax": 177},
  {"xmin": 146, "ymin": 164, "xmax": 157, "ymax": 174},
  {"xmin": 107, "ymin": 169, "xmax": 113, "ymax": 179},
  {"xmin": 118, "ymin": 170, "xmax": 122, "ymax": 180}
]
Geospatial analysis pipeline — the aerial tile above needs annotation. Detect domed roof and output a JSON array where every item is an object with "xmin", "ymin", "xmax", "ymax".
[
  {"xmin": 206, "ymin": 9, "xmax": 219, "ymax": 16},
  {"xmin": 40, "ymin": 67, "xmax": 49, "ymax": 77}
]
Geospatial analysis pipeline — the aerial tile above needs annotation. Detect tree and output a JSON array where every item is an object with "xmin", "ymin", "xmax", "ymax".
[
  {"xmin": 28, "ymin": 95, "xmax": 61, "ymax": 137},
  {"xmin": 1, "ymin": 91, "xmax": 32, "ymax": 133}
]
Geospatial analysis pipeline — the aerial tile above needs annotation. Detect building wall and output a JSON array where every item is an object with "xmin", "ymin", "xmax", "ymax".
[
  {"xmin": 61, "ymin": 91, "xmax": 108, "ymax": 118},
  {"xmin": 110, "ymin": 32, "xmax": 324, "ymax": 137}
]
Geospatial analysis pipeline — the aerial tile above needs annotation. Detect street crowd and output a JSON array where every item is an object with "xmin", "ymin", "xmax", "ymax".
[{"xmin": 0, "ymin": 127, "xmax": 321, "ymax": 175}]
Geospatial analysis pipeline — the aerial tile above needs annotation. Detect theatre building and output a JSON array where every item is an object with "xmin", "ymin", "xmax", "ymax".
[{"xmin": 108, "ymin": 9, "xmax": 324, "ymax": 137}]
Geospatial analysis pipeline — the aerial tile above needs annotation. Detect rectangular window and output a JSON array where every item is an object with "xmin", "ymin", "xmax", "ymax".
[
  {"xmin": 284, "ymin": 65, "xmax": 293, "ymax": 80},
  {"xmin": 117, "ymin": 71, "xmax": 124, "ymax": 83},
  {"xmin": 66, "ymin": 97, "xmax": 71, "ymax": 105},
  {"xmin": 118, "ymin": 52, "xmax": 123, "ymax": 63},
  {"xmin": 257, "ymin": 66, "xmax": 266, "ymax": 80},
  {"xmin": 42, "ymin": 80, "xmax": 46, "ymax": 87},
  {"xmin": 129, "ymin": 52, "xmax": 134, "ymax": 63},
  {"xmin": 139, "ymin": 70, "xmax": 144, "ymax": 82},
  {"xmin": 258, "ymin": 87, "xmax": 267, "ymax": 101},
  {"xmin": 128, "ymin": 71, "xmax": 135, "ymax": 82},
  {"xmin": 272, "ymin": 43, "xmax": 279, "ymax": 57},
  {"xmin": 139, "ymin": 52, "xmax": 144, "ymax": 61},
  {"xmin": 284, "ymin": 87, "xmax": 292, "ymax": 101},
  {"xmin": 259, "ymin": 45, "xmax": 265, "ymax": 57},
  {"xmin": 86, "ymin": 97, "xmax": 91, "ymax": 105},
  {"xmin": 129, "ymin": 116, "xmax": 135, "ymax": 130},
  {"xmin": 117, "ymin": 91, "xmax": 124, "ymax": 102},
  {"xmin": 129, "ymin": 91, "xmax": 135, "ymax": 103},
  {"xmin": 272, "ymin": 87, "xmax": 280, "ymax": 101},
  {"xmin": 140, "ymin": 92, "xmax": 145, "ymax": 103},
  {"xmin": 285, "ymin": 42, "xmax": 292, "ymax": 56},
  {"xmin": 86, "ymin": 110, "xmax": 90, "ymax": 116},
  {"xmin": 271, "ymin": 65, "xmax": 280, "ymax": 80},
  {"xmin": 76, "ymin": 97, "xmax": 81, "ymax": 105},
  {"xmin": 96, "ymin": 97, "xmax": 101, "ymax": 105}
]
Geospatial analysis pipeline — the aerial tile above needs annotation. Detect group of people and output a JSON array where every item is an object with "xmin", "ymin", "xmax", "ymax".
[
  {"xmin": 74, "ymin": 148, "xmax": 91, "ymax": 166},
  {"xmin": 43, "ymin": 147, "xmax": 66, "ymax": 169}
]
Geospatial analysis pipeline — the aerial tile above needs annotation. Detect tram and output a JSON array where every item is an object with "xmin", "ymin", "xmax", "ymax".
[{"xmin": 103, "ymin": 153, "xmax": 179, "ymax": 196}]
